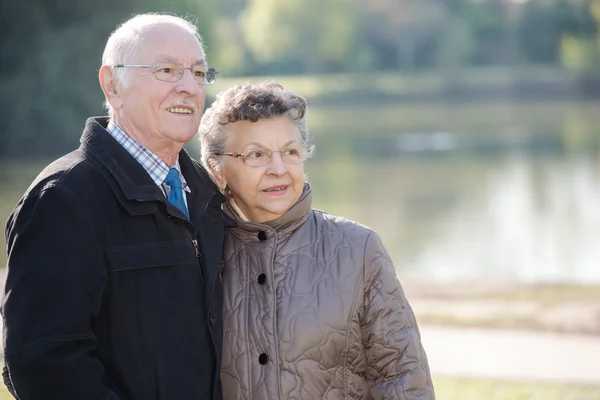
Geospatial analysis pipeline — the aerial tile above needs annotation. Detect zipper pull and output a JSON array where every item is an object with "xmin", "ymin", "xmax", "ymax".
[{"xmin": 192, "ymin": 239, "xmax": 200, "ymax": 258}]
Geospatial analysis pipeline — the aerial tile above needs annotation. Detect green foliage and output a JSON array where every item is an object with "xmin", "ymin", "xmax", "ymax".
[
  {"xmin": 2, "ymin": 0, "xmax": 600, "ymax": 158},
  {"xmin": 0, "ymin": 0, "xmax": 216, "ymax": 158},
  {"xmin": 518, "ymin": 3, "xmax": 563, "ymax": 63},
  {"xmin": 242, "ymin": 0, "xmax": 361, "ymax": 74},
  {"xmin": 436, "ymin": 16, "xmax": 475, "ymax": 78},
  {"xmin": 211, "ymin": 18, "xmax": 248, "ymax": 76},
  {"xmin": 560, "ymin": 35, "xmax": 600, "ymax": 73}
]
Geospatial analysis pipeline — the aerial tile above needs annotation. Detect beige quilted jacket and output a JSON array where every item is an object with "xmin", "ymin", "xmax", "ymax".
[{"xmin": 221, "ymin": 184, "xmax": 435, "ymax": 400}]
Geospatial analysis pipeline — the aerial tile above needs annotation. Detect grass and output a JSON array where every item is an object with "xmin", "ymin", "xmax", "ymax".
[{"xmin": 0, "ymin": 377, "xmax": 597, "ymax": 400}]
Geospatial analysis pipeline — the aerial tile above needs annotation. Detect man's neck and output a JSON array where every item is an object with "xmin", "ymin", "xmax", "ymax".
[{"xmin": 111, "ymin": 119, "xmax": 182, "ymax": 167}]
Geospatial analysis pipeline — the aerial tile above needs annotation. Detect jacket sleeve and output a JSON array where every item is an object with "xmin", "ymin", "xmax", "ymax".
[
  {"xmin": 360, "ymin": 231, "xmax": 435, "ymax": 400},
  {"xmin": 2, "ymin": 185, "xmax": 121, "ymax": 400},
  {"xmin": 3, "ymin": 363, "xmax": 18, "ymax": 399}
]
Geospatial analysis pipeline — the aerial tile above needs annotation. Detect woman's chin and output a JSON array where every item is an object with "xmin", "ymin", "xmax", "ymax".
[{"xmin": 251, "ymin": 205, "xmax": 291, "ymax": 223}]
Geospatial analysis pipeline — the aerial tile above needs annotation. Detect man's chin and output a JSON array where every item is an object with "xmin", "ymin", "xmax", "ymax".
[{"xmin": 166, "ymin": 127, "xmax": 199, "ymax": 143}]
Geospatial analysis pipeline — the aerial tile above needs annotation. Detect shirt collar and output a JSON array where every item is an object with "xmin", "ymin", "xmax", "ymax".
[{"xmin": 106, "ymin": 120, "xmax": 190, "ymax": 192}]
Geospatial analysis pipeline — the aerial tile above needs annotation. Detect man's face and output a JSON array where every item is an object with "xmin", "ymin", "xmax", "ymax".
[{"xmin": 114, "ymin": 25, "xmax": 206, "ymax": 151}]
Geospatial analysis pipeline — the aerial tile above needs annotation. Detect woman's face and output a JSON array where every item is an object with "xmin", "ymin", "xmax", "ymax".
[{"xmin": 211, "ymin": 116, "xmax": 306, "ymax": 223}]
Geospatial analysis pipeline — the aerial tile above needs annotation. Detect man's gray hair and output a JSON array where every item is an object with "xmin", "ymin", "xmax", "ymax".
[
  {"xmin": 198, "ymin": 81, "xmax": 313, "ymax": 180},
  {"xmin": 102, "ymin": 13, "xmax": 206, "ymax": 117}
]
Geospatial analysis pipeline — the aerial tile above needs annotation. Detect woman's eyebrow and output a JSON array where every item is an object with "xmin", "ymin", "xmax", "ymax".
[{"xmin": 243, "ymin": 142, "xmax": 265, "ymax": 149}]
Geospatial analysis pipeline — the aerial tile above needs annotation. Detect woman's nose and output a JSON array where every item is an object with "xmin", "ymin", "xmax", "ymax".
[{"xmin": 266, "ymin": 152, "xmax": 287, "ymax": 175}]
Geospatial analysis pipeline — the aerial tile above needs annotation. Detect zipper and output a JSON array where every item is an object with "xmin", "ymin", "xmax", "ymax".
[
  {"xmin": 187, "ymin": 228, "xmax": 203, "ymax": 283},
  {"xmin": 191, "ymin": 238, "xmax": 200, "ymax": 258}
]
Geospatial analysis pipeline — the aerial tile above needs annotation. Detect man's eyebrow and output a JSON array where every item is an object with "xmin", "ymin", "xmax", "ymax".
[{"xmin": 154, "ymin": 55, "xmax": 206, "ymax": 65}]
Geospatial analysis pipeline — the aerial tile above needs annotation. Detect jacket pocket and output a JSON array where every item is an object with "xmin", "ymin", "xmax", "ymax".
[{"xmin": 106, "ymin": 241, "xmax": 197, "ymax": 272}]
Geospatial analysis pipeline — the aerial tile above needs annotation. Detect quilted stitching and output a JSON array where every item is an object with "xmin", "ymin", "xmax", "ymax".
[{"xmin": 221, "ymin": 185, "xmax": 435, "ymax": 400}]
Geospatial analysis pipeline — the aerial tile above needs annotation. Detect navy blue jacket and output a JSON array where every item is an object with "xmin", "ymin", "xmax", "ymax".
[{"xmin": 2, "ymin": 117, "xmax": 232, "ymax": 400}]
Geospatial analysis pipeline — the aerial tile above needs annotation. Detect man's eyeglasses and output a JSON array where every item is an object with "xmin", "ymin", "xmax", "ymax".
[
  {"xmin": 113, "ymin": 62, "xmax": 218, "ymax": 85},
  {"xmin": 214, "ymin": 146, "xmax": 309, "ymax": 167}
]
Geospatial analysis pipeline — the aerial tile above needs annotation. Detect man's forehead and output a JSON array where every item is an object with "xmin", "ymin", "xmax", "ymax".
[{"xmin": 135, "ymin": 25, "xmax": 205, "ymax": 61}]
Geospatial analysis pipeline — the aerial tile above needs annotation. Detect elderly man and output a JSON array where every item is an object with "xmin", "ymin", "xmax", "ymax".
[{"xmin": 1, "ymin": 13, "xmax": 230, "ymax": 400}]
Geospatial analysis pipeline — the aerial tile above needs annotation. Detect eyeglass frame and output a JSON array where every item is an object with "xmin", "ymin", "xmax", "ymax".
[
  {"xmin": 113, "ymin": 62, "xmax": 219, "ymax": 85},
  {"xmin": 213, "ymin": 145, "xmax": 311, "ymax": 167}
]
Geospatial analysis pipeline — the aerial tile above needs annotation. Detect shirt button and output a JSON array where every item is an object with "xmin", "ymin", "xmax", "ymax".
[
  {"xmin": 258, "ymin": 353, "xmax": 269, "ymax": 365},
  {"xmin": 257, "ymin": 273, "xmax": 267, "ymax": 285},
  {"xmin": 258, "ymin": 231, "xmax": 267, "ymax": 241}
]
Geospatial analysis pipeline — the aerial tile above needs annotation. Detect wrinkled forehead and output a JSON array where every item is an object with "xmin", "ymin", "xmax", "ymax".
[
  {"xmin": 226, "ymin": 118, "xmax": 302, "ymax": 149},
  {"xmin": 133, "ymin": 24, "xmax": 205, "ymax": 64}
]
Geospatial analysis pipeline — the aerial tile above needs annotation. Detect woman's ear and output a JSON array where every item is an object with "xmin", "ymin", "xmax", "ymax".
[{"xmin": 209, "ymin": 157, "xmax": 227, "ymax": 190}]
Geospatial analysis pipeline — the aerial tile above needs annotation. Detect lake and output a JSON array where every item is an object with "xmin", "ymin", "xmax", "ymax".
[{"xmin": 2, "ymin": 99, "xmax": 599, "ymax": 283}]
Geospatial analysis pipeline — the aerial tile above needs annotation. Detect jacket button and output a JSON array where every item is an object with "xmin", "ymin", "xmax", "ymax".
[
  {"xmin": 258, "ymin": 353, "xmax": 269, "ymax": 365},
  {"xmin": 257, "ymin": 273, "xmax": 267, "ymax": 285},
  {"xmin": 209, "ymin": 314, "xmax": 216, "ymax": 327},
  {"xmin": 258, "ymin": 231, "xmax": 267, "ymax": 241}
]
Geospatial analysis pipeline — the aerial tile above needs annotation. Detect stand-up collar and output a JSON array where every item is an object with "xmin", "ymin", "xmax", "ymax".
[{"xmin": 224, "ymin": 182, "xmax": 312, "ymax": 235}]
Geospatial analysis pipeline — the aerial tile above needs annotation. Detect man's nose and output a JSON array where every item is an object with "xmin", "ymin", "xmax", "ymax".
[{"xmin": 175, "ymin": 68, "xmax": 200, "ymax": 95}]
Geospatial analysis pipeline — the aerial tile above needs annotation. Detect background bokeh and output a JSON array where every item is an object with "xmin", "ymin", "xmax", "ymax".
[{"xmin": 2, "ymin": 0, "xmax": 600, "ymax": 398}]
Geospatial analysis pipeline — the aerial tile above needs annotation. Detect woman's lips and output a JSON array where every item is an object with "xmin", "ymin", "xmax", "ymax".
[{"xmin": 262, "ymin": 185, "xmax": 289, "ymax": 196}]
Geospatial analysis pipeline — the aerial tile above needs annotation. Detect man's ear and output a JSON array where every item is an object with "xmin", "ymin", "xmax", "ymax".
[
  {"xmin": 208, "ymin": 156, "xmax": 227, "ymax": 190},
  {"xmin": 99, "ymin": 65, "xmax": 123, "ymax": 110}
]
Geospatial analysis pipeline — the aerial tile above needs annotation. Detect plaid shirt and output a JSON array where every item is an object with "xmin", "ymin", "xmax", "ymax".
[{"xmin": 105, "ymin": 121, "xmax": 190, "ymax": 206}]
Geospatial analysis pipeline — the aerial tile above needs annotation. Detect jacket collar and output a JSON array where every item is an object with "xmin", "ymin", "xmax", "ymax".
[
  {"xmin": 224, "ymin": 182, "xmax": 312, "ymax": 236},
  {"xmin": 80, "ymin": 117, "xmax": 225, "ymax": 216}
]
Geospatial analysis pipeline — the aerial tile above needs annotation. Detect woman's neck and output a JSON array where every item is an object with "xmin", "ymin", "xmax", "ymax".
[{"xmin": 229, "ymin": 197, "xmax": 250, "ymax": 222}]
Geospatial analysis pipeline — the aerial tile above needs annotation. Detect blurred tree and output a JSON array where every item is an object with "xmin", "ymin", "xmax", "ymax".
[
  {"xmin": 555, "ymin": 0, "xmax": 597, "ymax": 37},
  {"xmin": 214, "ymin": 0, "xmax": 247, "ymax": 18},
  {"xmin": 2, "ymin": 0, "xmax": 600, "ymax": 160},
  {"xmin": 0, "ymin": 0, "xmax": 216, "ymax": 159},
  {"xmin": 361, "ymin": 0, "xmax": 448, "ymax": 71},
  {"xmin": 518, "ymin": 2, "xmax": 563, "ymax": 63},
  {"xmin": 209, "ymin": 0, "xmax": 252, "ymax": 76},
  {"xmin": 593, "ymin": 0, "xmax": 600, "ymax": 27},
  {"xmin": 211, "ymin": 17, "xmax": 252, "ymax": 76},
  {"xmin": 554, "ymin": 0, "xmax": 600, "ymax": 73},
  {"xmin": 560, "ymin": 35, "xmax": 599, "ymax": 72},
  {"xmin": 436, "ymin": 15, "xmax": 475, "ymax": 85},
  {"xmin": 242, "ymin": 0, "xmax": 362, "ymax": 74},
  {"xmin": 464, "ymin": 2, "xmax": 511, "ymax": 65}
]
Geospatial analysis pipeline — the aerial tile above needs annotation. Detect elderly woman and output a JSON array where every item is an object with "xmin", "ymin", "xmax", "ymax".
[{"xmin": 199, "ymin": 82, "xmax": 435, "ymax": 400}]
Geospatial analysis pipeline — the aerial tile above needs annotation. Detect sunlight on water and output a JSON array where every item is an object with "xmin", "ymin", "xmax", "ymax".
[
  {"xmin": 305, "ymin": 101, "xmax": 600, "ymax": 284},
  {"xmin": 399, "ymin": 155, "xmax": 600, "ymax": 283}
]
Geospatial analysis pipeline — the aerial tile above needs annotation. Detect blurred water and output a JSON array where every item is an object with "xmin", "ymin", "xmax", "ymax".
[
  {"xmin": 303, "ymin": 100, "xmax": 600, "ymax": 284},
  {"xmin": 307, "ymin": 155, "xmax": 600, "ymax": 284},
  {"xmin": 2, "ymin": 100, "xmax": 600, "ymax": 283}
]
